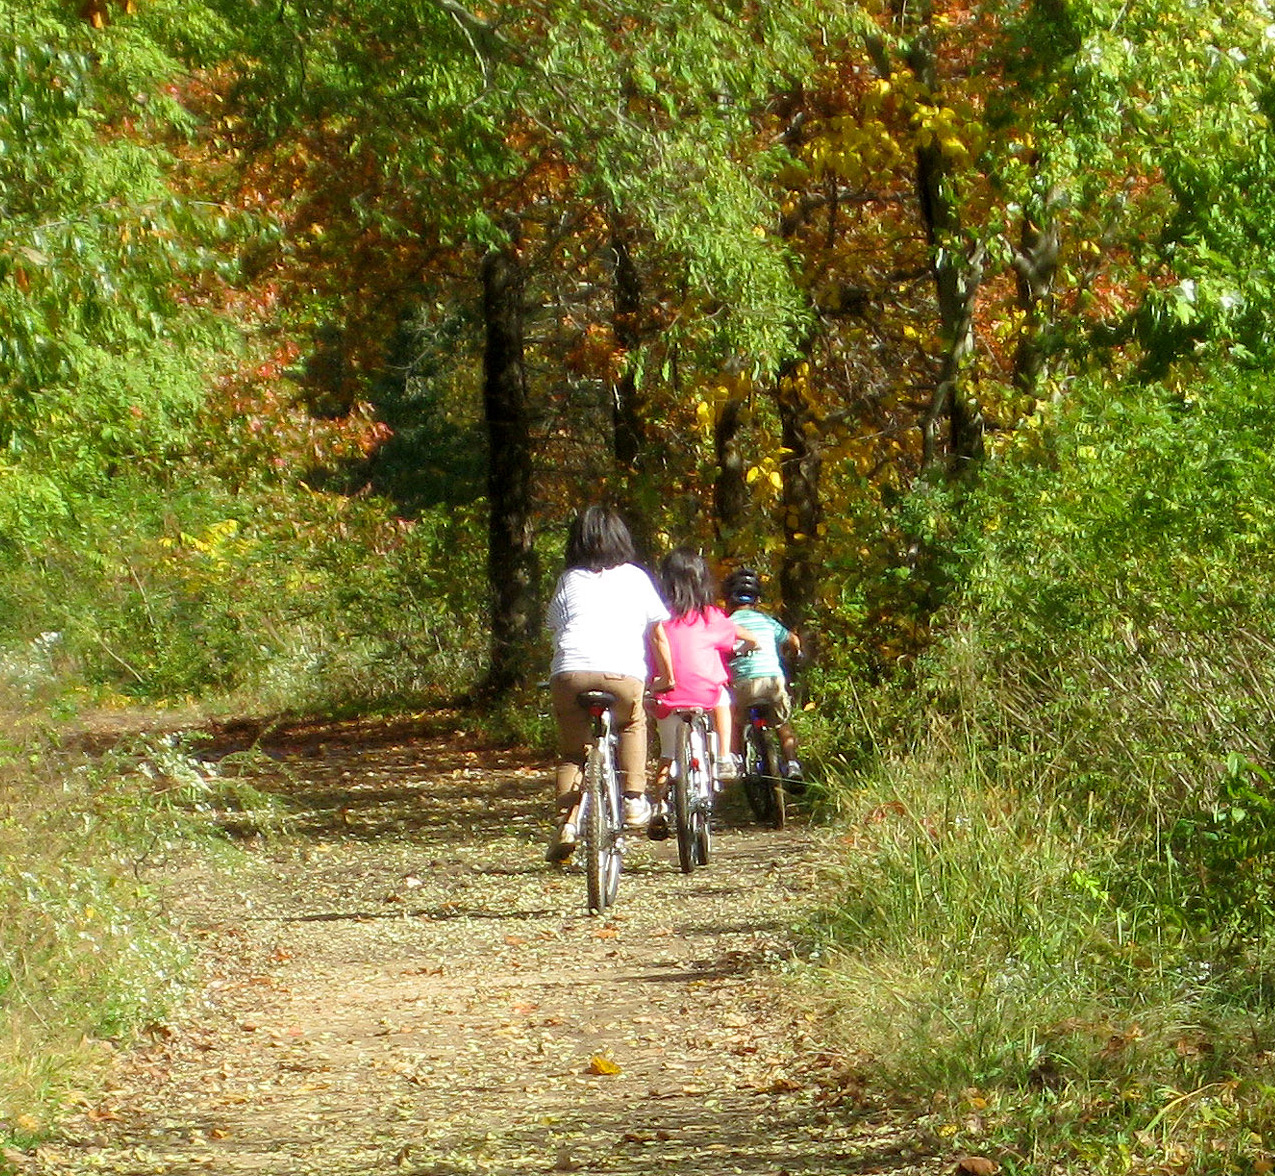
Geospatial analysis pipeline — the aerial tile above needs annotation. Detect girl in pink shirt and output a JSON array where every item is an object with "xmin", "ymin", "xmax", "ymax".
[{"xmin": 648, "ymin": 548, "xmax": 757, "ymax": 833}]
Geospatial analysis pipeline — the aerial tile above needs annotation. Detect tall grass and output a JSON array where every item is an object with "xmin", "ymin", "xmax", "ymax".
[
  {"xmin": 813, "ymin": 697, "xmax": 1275, "ymax": 1172},
  {"xmin": 0, "ymin": 720, "xmax": 274, "ymax": 1144}
]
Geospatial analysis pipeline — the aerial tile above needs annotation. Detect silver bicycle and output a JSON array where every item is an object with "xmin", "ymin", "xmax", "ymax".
[{"xmin": 576, "ymin": 689, "xmax": 625, "ymax": 913}]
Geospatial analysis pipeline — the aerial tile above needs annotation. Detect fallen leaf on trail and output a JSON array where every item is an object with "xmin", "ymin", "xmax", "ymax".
[
  {"xmin": 766, "ymin": 1075, "xmax": 803, "ymax": 1093},
  {"xmin": 955, "ymin": 1158, "xmax": 999, "ymax": 1176},
  {"xmin": 552, "ymin": 1147, "xmax": 580, "ymax": 1171},
  {"xmin": 393, "ymin": 1144, "xmax": 413, "ymax": 1166},
  {"xmin": 592, "ymin": 928, "xmax": 619, "ymax": 940},
  {"xmin": 504, "ymin": 935, "xmax": 526, "ymax": 946},
  {"xmin": 587, "ymin": 1054, "xmax": 622, "ymax": 1075}
]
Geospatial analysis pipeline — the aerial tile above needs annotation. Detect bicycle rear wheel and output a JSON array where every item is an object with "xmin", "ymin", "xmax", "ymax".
[
  {"xmin": 584, "ymin": 747, "xmax": 622, "ymax": 913},
  {"xmin": 763, "ymin": 730, "xmax": 786, "ymax": 830},
  {"xmin": 674, "ymin": 722, "xmax": 696, "ymax": 874},
  {"xmin": 694, "ymin": 772, "xmax": 712, "ymax": 866}
]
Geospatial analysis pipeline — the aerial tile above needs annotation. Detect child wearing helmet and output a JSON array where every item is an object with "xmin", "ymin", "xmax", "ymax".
[{"xmin": 723, "ymin": 567, "xmax": 803, "ymax": 780}]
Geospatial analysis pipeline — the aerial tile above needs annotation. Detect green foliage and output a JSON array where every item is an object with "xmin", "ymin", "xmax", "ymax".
[
  {"xmin": 0, "ymin": 2, "xmax": 230, "ymax": 394},
  {"xmin": 0, "ymin": 480, "xmax": 489, "ymax": 711}
]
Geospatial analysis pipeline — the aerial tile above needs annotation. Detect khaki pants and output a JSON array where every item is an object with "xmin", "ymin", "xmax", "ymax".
[
  {"xmin": 732, "ymin": 675, "xmax": 792, "ymax": 725},
  {"xmin": 551, "ymin": 671, "xmax": 648, "ymax": 802}
]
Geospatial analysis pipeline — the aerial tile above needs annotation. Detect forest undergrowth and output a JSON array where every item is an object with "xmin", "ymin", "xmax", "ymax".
[{"xmin": 803, "ymin": 374, "xmax": 1275, "ymax": 1174}]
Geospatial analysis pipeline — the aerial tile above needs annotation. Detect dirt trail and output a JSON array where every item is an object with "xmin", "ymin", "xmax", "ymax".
[{"xmin": 36, "ymin": 714, "xmax": 934, "ymax": 1176}]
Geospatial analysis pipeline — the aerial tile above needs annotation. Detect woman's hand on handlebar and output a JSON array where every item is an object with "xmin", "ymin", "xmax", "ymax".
[{"xmin": 649, "ymin": 674, "xmax": 676, "ymax": 695}]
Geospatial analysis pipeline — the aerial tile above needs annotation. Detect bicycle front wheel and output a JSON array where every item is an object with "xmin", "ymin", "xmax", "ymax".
[
  {"xmin": 742, "ymin": 724, "xmax": 776, "ymax": 826},
  {"xmin": 584, "ymin": 747, "xmax": 622, "ymax": 913}
]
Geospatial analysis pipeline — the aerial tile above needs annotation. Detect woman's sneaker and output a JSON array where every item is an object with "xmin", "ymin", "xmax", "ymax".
[
  {"xmin": 545, "ymin": 819, "xmax": 577, "ymax": 863},
  {"xmin": 622, "ymin": 794, "xmax": 652, "ymax": 830}
]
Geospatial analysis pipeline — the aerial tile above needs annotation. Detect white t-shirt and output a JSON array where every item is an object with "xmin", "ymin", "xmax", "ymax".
[{"xmin": 547, "ymin": 563, "xmax": 670, "ymax": 680}]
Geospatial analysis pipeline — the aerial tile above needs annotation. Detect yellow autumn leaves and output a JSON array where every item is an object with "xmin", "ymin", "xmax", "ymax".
[{"xmin": 792, "ymin": 76, "xmax": 986, "ymax": 188}]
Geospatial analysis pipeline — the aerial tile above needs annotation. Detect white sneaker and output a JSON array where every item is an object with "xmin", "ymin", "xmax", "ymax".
[
  {"xmin": 715, "ymin": 754, "xmax": 742, "ymax": 782},
  {"xmin": 784, "ymin": 760, "xmax": 803, "ymax": 782},
  {"xmin": 545, "ymin": 820, "xmax": 577, "ymax": 862},
  {"xmin": 622, "ymin": 794, "xmax": 652, "ymax": 830}
]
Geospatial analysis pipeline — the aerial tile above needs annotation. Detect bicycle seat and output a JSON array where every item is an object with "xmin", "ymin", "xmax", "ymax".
[{"xmin": 577, "ymin": 690, "xmax": 618, "ymax": 712}]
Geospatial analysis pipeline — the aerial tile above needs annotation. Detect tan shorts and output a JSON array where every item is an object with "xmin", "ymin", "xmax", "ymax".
[{"xmin": 732, "ymin": 675, "xmax": 791, "ymax": 725}]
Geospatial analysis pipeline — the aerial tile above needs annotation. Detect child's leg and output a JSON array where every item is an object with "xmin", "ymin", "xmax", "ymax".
[
  {"xmin": 712, "ymin": 689, "xmax": 734, "ymax": 757},
  {"xmin": 778, "ymin": 722, "xmax": 799, "ymax": 762},
  {"xmin": 654, "ymin": 712, "xmax": 679, "ymax": 798}
]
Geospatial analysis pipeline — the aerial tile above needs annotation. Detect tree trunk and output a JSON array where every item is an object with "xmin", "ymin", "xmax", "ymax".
[
  {"xmin": 1012, "ymin": 183, "xmax": 1061, "ymax": 396},
  {"xmin": 714, "ymin": 396, "xmax": 749, "ymax": 556},
  {"xmin": 610, "ymin": 231, "xmax": 646, "ymax": 472},
  {"xmin": 907, "ymin": 8, "xmax": 986, "ymax": 480},
  {"xmin": 608, "ymin": 228, "xmax": 657, "ymax": 562},
  {"xmin": 480, "ymin": 245, "xmax": 540, "ymax": 696},
  {"xmin": 774, "ymin": 361, "xmax": 823, "ymax": 655}
]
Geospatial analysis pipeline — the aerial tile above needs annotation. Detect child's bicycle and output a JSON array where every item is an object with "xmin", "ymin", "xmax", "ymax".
[
  {"xmin": 575, "ymin": 689, "xmax": 626, "ymax": 913},
  {"xmin": 668, "ymin": 707, "xmax": 716, "ymax": 874},
  {"xmin": 741, "ymin": 700, "xmax": 786, "ymax": 830}
]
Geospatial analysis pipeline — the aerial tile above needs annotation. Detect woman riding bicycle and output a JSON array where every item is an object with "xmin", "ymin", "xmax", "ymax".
[{"xmin": 544, "ymin": 506, "xmax": 675, "ymax": 862}]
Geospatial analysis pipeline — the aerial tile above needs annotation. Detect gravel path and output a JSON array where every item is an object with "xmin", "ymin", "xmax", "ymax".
[{"xmin": 33, "ymin": 714, "xmax": 938, "ymax": 1176}]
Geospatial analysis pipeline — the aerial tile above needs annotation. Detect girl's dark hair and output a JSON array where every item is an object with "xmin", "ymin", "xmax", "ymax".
[
  {"xmin": 565, "ymin": 505, "xmax": 637, "ymax": 572},
  {"xmin": 658, "ymin": 546, "xmax": 717, "ymax": 620}
]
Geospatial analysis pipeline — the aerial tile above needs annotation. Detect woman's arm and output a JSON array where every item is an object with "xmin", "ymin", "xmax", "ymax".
[{"xmin": 648, "ymin": 621, "xmax": 676, "ymax": 693}]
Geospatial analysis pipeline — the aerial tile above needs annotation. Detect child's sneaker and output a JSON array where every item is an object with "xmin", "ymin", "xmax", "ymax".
[
  {"xmin": 647, "ymin": 804, "xmax": 671, "ymax": 841},
  {"xmin": 715, "ymin": 753, "xmax": 742, "ymax": 782},
  {"xmin": 784, "ymin": 760, "xmax": 804, "ymax": 783},
  {"xmin": 622, "ymin": 794, "xmax": 652, "ymax": 830}
]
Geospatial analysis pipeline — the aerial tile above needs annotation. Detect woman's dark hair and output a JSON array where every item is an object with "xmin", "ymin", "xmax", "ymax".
[
  {"xmin": 565, "ymin": 505, "xmax": 637, "ymax": 572},
  {"xmin": 658, "ymin": 546, "xmax": 717, "ymax": 620}
]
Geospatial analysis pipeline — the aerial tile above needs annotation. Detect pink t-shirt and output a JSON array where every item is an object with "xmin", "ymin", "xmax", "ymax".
[{"xmin": 652, "ymin": 606, "xmax": 736, "ymax": 715}]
